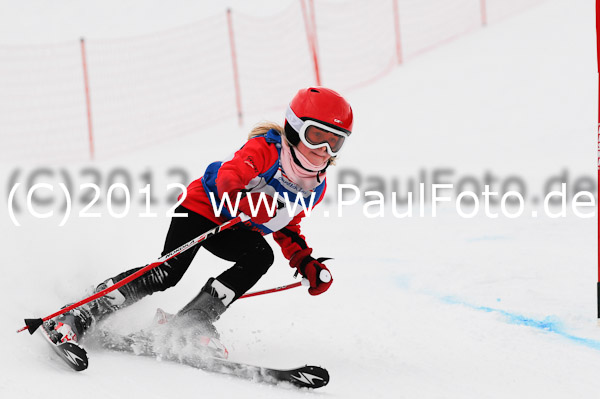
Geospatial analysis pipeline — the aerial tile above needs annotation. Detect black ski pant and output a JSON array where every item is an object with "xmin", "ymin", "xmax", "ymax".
[{"xmin": 105, "ymin": 205, "xmax": 275, "ymax": 311}]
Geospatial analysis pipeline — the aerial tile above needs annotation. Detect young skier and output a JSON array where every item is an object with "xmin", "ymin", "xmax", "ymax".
[{"xmin": 44, "ymin": 86, "xmax": 354, "ymax": 346}]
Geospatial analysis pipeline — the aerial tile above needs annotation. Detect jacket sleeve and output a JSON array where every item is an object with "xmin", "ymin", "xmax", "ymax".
[
  {"xmin": 272, "ymin": 182, "xmax": 327, "ymax": 260},
  {"xmin": 215, "ymin": 137, "xmax": 278, "ymax": 199}
]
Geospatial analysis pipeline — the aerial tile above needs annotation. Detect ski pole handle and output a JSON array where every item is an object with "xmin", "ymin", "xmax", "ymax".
[{"xmin": 319, "ymin": 270, "xmax": 331, "ymax": 283}]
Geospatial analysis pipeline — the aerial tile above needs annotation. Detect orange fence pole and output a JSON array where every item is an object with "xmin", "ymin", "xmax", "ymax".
[{"xmin": 80, "ymin": 38, "xmax": 94, "ymax": 160}]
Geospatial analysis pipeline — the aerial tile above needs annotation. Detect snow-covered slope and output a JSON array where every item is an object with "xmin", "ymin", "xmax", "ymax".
[{"xmin": 2, "ymin": 0, "xmax": 599, "ymax": 397}]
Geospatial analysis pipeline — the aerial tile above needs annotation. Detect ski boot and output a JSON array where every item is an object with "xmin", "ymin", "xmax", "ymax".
[
  {"xmin": 42, "ymin": 307, "xmax": 92, "ymax": 344},
  {"xmin": 175, "ymin": 277, "xmax": 235, "ymax": 339},
  {"xmin": 43, "ymin": 277, "xmax": 129, "ymax": 344},
  {"xmin": 152, "ymin": 277, "xmax": 235, "ymax": 359},
  {"xmin": 147, "ymin": 308, "xmax": 228, "ymax": 359}
]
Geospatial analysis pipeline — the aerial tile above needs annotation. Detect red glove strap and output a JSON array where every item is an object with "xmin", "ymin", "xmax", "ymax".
[{"xmin": 289, "ymin": 248, "xmax": 313, "ymax": 271}]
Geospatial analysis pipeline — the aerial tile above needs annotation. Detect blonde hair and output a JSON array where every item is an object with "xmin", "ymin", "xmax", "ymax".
[
  {"xmin": 248, "ymin": 121, "xmax": 285, "ymax": 141},
  {"xmin": 247, "ymin": 121, "xmax": 336, "ymax": 166}
]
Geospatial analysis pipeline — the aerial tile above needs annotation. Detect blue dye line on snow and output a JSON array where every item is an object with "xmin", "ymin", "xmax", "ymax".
[
  {"xmin": 394, "ymin": 276, "xmax": 600, "ymax": 351},
  {"xmin": 438, "ymin": 294, "xmax": 600, "ymax": 351}
]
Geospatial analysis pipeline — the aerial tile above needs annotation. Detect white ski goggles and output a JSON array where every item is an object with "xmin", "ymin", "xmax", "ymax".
[{"xmin": 286, "ymin": 106, "xmax": 350, "ymax": 156}]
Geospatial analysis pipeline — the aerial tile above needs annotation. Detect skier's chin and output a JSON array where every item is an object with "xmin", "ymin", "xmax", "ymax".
[{"xmin": 308, "ymin": 151, "xmax": 330, "ymax": 164}]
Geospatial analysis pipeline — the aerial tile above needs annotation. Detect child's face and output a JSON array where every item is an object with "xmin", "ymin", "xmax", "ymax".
[{"xmin": 296, "ymin": 141, "xmax": 331, "ymax": 165}]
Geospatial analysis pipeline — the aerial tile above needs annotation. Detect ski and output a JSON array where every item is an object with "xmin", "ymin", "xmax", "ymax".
[
  {"xmin": 193, "ymin": 359, "xmax": 330, "ymax": 389},
  {"xmin": 39, "ymin": 323, "xmax": 89, "ymax": 371},
  {"xmin": 99, "ymin": 329, "xmax": 329, "ymax": 388}
]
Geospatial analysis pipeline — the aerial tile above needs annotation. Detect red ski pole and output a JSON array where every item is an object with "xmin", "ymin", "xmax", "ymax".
[
  {"xmin": 240, "ymin": 281, "xmax": 304, "ymax": 299},
  {"xmin": 18, "ymin": 214, "xmax": 249, "ymax": 334},
  {"xmin": 239, "ymin": 258, "xmax": 337, "ymax": 299}
]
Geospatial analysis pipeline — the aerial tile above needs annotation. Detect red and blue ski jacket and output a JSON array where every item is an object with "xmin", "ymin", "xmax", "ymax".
[{"xmin": 181, "ymin": 129, "xmax": 326, "ymax": 260}]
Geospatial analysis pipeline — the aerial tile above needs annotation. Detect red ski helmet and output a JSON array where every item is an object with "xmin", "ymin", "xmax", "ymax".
[{"xmin": 284, "ymin": 87, "xmax": 353, "ymax": 156}]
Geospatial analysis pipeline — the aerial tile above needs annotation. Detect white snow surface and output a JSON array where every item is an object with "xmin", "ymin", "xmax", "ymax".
[{"xmin": 2, "ymin": 0, "xmax": 599, "ymax": 398}]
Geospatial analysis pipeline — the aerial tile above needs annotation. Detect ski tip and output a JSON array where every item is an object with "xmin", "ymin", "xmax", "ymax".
[
  {"xmin": 59, "ymin": 343, "xmax": 89, "ymax": 371},
  {"xmin": 23, "ymin": 318, "xmax": 43, "ymax": 335}
]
